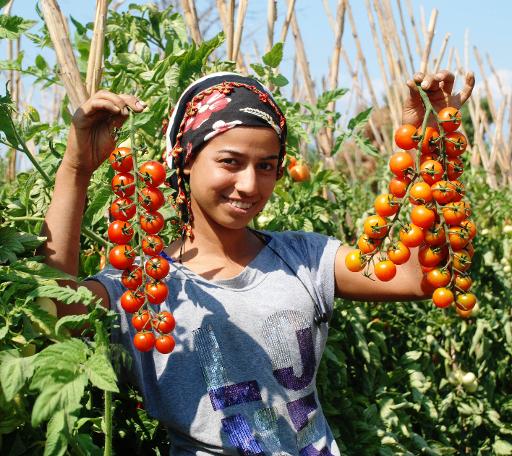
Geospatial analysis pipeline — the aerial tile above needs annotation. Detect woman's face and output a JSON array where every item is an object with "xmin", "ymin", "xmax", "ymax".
[{"xmin": 184, "ymin": 126, "xmax": 281, "ymax": 231}]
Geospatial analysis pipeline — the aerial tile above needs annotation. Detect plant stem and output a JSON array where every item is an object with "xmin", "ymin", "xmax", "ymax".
[{"xmin": 104, "ymin": 391, "xmax": 112, "ymax": 456}]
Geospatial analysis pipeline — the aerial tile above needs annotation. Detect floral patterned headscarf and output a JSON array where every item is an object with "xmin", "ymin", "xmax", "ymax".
[{"xmin": 164, "ymin": 72, "xmax": 287, "ymax": 239}]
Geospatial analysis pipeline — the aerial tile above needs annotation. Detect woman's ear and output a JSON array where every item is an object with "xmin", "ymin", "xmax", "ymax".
[{"xmin": 183, "ymin": 156, "xmax": 195, "ymax": 176}]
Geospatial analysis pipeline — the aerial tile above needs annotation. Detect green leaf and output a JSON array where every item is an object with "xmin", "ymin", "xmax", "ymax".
[
  {"xmin": 0, "ymin": 227, "xmax": 44, "ymax": 264},
  {"xmin": 29, "ymin": 284, "xmax": 100, "ymax": 307},
  {"xmin": 0, "ymin": 16, "xmax": 36, "ymax": 40},
  {"xmin": 31, "ymin": 373, "xmax": 88, "ymax": 426},
  {"xmin": 250, "ymin": 63, "xmax": 265, "ymax": 77},
  {"xmin": 22, "ymin": 299, "xmax": 58, "ymax": 335},
  {"xmin": 401, "ymin": 350, "xmax": 422, "ymax": 363},
  {"xmin": 55, "ymin": 314, "xmax": 89, "ymax": 336},
  {"xmin": 0, "ymin": 350, "xmax": 35, "ymax": 401},
  {"xmin": 493, "ymin": 440, "xmax": 512, "ymax": 455},
  {"xmin": 354, "ymin": 134, "xmax": 380, "ymax": 158},
  {"xmin": 270, "ymin": 74, "xmax": 289, "ymax": 87},
  {"xmin": 44, "ymin": 410, "xmax": 68, "ymax": 456},
  {"xmin": 317, "ymin": 88, "xmax": 349, "ymax": 110},
  {"xmin": 84, "ymin": 185, "xmax": 111, "ymax": 226},
  {"xmin": 348, "ymin": 106, "xmax": 372, "ymax": 130},
  {"xmin": 84, "ymin": 352, "xmax": 119, "ymax": 392},
  {"xmin": 262, "ymin": 42, "xmax": 283, "ymax": 68}
]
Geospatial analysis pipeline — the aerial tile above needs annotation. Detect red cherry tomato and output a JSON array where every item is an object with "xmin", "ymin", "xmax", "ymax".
[
  {"xmin": 140, "ymin": 211, "xmax": 165, "ymax": 234},
  {"xmin": 145, "ymin": 256, "xmax": 170, "ymax": 280},
  {"xmin": 108, "ymin": 220, "xmax": 134, "ymax": 244},
  {"xmin": 111, "ymin": 172, "xmax": 135, "ymax": 197},
  {"xmin": 416, "ymin": 126, "xmax": 440, "ymax": 154},
  {"xmin": 109, "ymin": 245, "xmax": 135, "ymax": 270},
  {"xmin": 152, "ymin": 311, "xmax": 176, "ymax": 334},
  {"xmin": 110, "ymin": 197, "xmax": 136, "ymax": 221},
  {"xmin": 132, "ymin": 310, "xmax": 150, "ymax": 331},
  {"xmin": 145, "ymin": 280, "xmax": 168, "ymax": 304},
  {"xmin": 109, "ymin": 147, "xmax": 133, "ymax": 172},
  {"xmin": 139, "ymin": 161, "xmax": 166, "ymax": 187},
  {"xmin": 438, "ymin": 107, "xmax": 462, "ymax": 133},
  {"xmin": 133, "ymin": 331, "xmax": 155, "ymax": 352},
  {"xmin": 121, "ymin": 266, "xmax": 143, "ymax": 290},
  {"xmin": 142, "ymin": 235, "xmax": 165, "ymax": 256},
  {"xmin": 121, "ymin": 290, "xmax": 145, "ymax": 313},
  {"xmin": 394, "ymin": 124, "xmax": 418, "ymax": 150},
  {"xmin": 139, "ymin": 186, "xmax": 165, "ymax": 211},
  {"xmin": 444, "ymin": 132, "xmax": 467, "ymax": 157},
  {"xmin": 155, "ymin": 334, "xmax": 175, "ymax": 354}
]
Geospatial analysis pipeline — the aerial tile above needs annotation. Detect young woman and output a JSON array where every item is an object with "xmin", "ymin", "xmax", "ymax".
[{"xmin": 41, "ymin": 70, "xmax": 474, "ymax": 454}]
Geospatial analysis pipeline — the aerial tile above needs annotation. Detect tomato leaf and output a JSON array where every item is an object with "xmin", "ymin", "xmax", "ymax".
[
  {"xmin": 0, "ymin": 15, "xmax": 36, "ymax": 40},
  {"xmin": 0, "ymin": 350, "xmax": 35, "ymax": 401},
  {"xmin": 44, "ymin": 410, "xmax": 68, "ymax": 456},
  {"xmin": 84, "ymin": 352, "xmax": 119, "ymax": 393},
  {"xmin": 55, "ymin": 314, "xmax": 89, "ymax": 336},
  {"xmin": 262, "ymin": 42, "xmax": 283, "ymax": 68},
  {"xmin": 0, "ymin": 227, "xmax": 43, "ymax": 265},
  {"xmin": 348, "ymin": 106, "xmax": 372, "ymax": 131},
  {"xmin": 29, "ymin": 284, "xmax": 101, "ymax": 307},
  {"xmin": 31, "ymin": 372, "xmax": 88, "ymax": 427}
]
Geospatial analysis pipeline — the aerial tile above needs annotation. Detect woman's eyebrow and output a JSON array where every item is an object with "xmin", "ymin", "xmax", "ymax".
[{"xmin": 217, "ymin": 149, "xmax": 279, "ymax": 160}]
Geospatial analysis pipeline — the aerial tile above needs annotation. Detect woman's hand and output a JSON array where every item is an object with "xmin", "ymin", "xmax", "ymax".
[
  {"xmin": 402, "ymin": 70, "xmax": 475, "ymax": 127},
  {"xmin": 63, "ymin": 90, "xmax": 146, "ymax": 175}
]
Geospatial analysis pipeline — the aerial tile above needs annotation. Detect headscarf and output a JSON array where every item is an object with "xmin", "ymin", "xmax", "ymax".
[{"xmin": 164, "ymin": 72, "xmax": 287, "ymax": 239}]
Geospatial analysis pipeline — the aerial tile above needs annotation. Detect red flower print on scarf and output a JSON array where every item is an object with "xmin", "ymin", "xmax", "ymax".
[{"xmin": 184, "ymin": 91, "xmax": 231, "ymax": 132}]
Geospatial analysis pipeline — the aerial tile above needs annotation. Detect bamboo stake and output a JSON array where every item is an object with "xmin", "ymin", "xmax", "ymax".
[
  {"xmin": 464, "ymin": 29, "xmax": 469, "ymax": 71},
  {"xmin": 215, "ymin": 0, "xmax": 229, "ymax": 55},
  {"xmin": 5, "ymin": 0, "xmax": 16, "ymax": 181},
  {"xmin": 473, "ymin": 46, "xmax": 497, "ymax": 121},
  {"xmin": 486, "ymin": 52, "xmax": 504, "ymax": 94},
  {"xmin": 419, "ymin": 6, "xmax": 427, "ymax": 42},
  {"xmin": 40, "ymin": 0, "xmax": 88, "ymax": 111},
  {"xmin": 327, "ymin": 0, "xmax": 346, "ymax": 110},
  {"xmin": 85, "ymin": 0, "xmax": 108, "ymax": 97},
  {"xmin": 181, "ymin": 0, "xmax": 202, "ymax": 45},
  {"xmin": 266, "ymin": 0, "xmax": 276, "ymax": 53},
  {"xmin": 233, "ymin": 0, "xmax": 248, "ymax": 63},
  {"xmin": 226, "ymin": 0, "xmax": 235, "ymax": 60},
  {"xmin": 395, "ymin": 0, "xmax": 414, "ymax": 74},
  {"xmin": 322, "ymin": 0, "xmax": 336, "ymax": 33},
  {"xmin": 446, "ymin": 46, "xmax": 455, "ymax": 72},
  {"xmin": 419, "ymin": 9, "xmax": 438, "ymax": 75},
  {"xmin": 363, "ymin": 0, "xmax": 400, "ymax": 126},
  {"xmin": 404, "ymin": 0, "xmax": 422, "ymax": 58},
  {"xmin": 433, "ymin": 32, "xmax": 450, "ymax": 73},
  {"xmin": 381, "ymin": 0, "xmax": 408, "ymax": 80},
  {"xmin": 279, "ymin": 0, "xmax": 296, "ymax": 44}
]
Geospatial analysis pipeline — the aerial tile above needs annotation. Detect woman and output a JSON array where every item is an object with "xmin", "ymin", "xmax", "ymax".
[{"xmin": 41, "ymin": 70, "xmax": 474, "ymax": 454}]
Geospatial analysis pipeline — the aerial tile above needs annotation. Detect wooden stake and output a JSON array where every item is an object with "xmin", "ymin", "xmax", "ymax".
[
  {"xmin": 181, "ymin": 0, "xmax": 202, "ymax": 45},
  {"xmin": 404, "ymin": 0, "xmax": 422, "ymax": 58},
  {"xmin": 486, "ymin": 52, "xmax": 504, "ymax": 94},
  {"xmin": 395, "ymin": 0, "xmax": 415, "ymax": 74},
  {"xmin": 279, "ymin": 0, "xmax": 296, "ymax": 43},
  {"xmin": 327, "ymin": 0, "xmax": 346, "ymax": 104},
  {"xmin": 233, "ymin": 0, "xmax": 248, "ymax": 63},
  {"xmin": 226, "ymin": 0, "xmax": 235, "ymax": 60},
  {"xmin": 85, "ymin": 0, "xmax": 108, "ymax": 97},
  {"xmin": 433, "ymin": 32, "xmax": 450, "ymax": 73},
  {"xmin": 474, "ymin": 46, "xmax": 497, "ymax": 121},
  {"xmin": 40, "ymin": 0, "xmax": 88, "ymax": 111},
  {"xmin": 419, "ymin": 9, "xmax": 438, "ymax": 74},
  {"xmin": 266, "ymin": 0, "xmax": 276, "ymax": 53},
  {"xmin": 322, "ymin": 0, "xmax": 336, "ymax": 33}
]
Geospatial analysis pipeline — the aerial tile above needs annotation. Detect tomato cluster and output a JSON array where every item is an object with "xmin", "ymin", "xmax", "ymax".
[
  {"xmin": 346, "ymin": 106, "xmax": 477, "ymax": 318},
  {"xmin": 108, "ymin": 147, "xmax": 176, "ymax": 354},
  {"xmin": 287, "ymin": 156, "xmax": 311, "ymax": 182}
]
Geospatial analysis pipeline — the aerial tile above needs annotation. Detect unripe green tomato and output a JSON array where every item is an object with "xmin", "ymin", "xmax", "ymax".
[{"xmin": 462, "ymin": 372, "xmax": 478, "ymax": 393}]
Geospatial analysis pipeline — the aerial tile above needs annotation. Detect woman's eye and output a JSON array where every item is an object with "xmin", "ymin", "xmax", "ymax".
[
  {"xmin": 220, "ymin": 158, "xmax": 237, "ymax": 165},
  {"xmin": 259, "ymin": 162, "xmax": 275, "ymax": 171}
]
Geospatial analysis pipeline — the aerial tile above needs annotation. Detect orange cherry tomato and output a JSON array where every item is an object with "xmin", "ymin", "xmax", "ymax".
[
  {"xmin": 399, "ymin": 223, "xmax": 425, "ymax": 247},
  {"xmin": 364, "ymin": 215, "xmax": 388, "ymax": 239},
  {"xmin": 431, "ymin": 180, "xmax": 456, "ymax": 205},
  {"xmin": 465, "ymin": 242, "xmax": 475, "ymax": 258},
  {"xmin": 453, "ymin": 250, "xmax": 472, "ymax": 272},
  {"xmin": 420, "ymin": 159, "xmax": 444, "ymax": 185},
  {"xmin": 374, "ymin": 193, "xmax": 400, "ymax": 217},
  {"xmin": 389, "ymin": 152, "xmax": 415, "ymax": 178},
  {"xmin": 447, "ymin": 157, "xmax": 464, "ymax": 180},
  {"xmin": 409, "ymin": 182, "xmax": 433, "ymax": 205},
  {"xmin": 411, "ymin": 205, "xmax": 436, "ymax": 229},
  {"xmin": 445, "ymin": 131, "xmax": 467, "ymax": 157},
  {"xmin": 432, "ymin": 287, "xmax": 454, "ymax": 308},
  {"xmin": 449, "ymin": 180, "xmax": 465, "ymax": 202},
  {"xmin": 448, "ymin": 226, "xmax": 470, "ymax": 250},
  {"xmin": 460, "ymin": 219, "xmax": 477, "ymax": 239},
  {"xmin": 456, "ymin": 292, "xmax": 477, "ymax": 311},
  {"xmin": 419, "ymin": 245, "xmax": 448, "ymax": 268},
  {"xmin": 426, "ymin": 268, "xmax": 451, "ymax": 288},
  {"xmin": 456, "ymin": 306, "xmax": 473, "ymax": 318},
  {"xmin": 290, "ymin": 163, "xmax": 311, "ymax": 182},
  {"xmin": 438, "ymin": 107, "xmax": 462, "ymax": 133},
  {"xmin": 387, "ymin": 241, "xmax": 411, "ymax": 265},
  {"xmin": 374, "ymin": 260, "xmax": 397, "ymax": 281},
  {"xmin": 442, "ymin": 202, "xmax": 468, "ymax": 226},
  {"xmin": 389, "ymin": 177, "xmax": 410, "ymax": 198},
  {"xmin": 357, "ymin": 234, "xmax": 381, "ymax": 254},
  {"xmin": 455, "ymin": 274, "xmax": 472, "ymax": 292},
  {"xmin": 395, "ymin": 124, "xmax": 419, "ymax": 150},
  {"xmin": 416, "ymin": 126, "xmax": 440, "ymax": 154},
  {"xmin": 424, "ymin": 224, "xmax": 446, "ymax": 246},
  {"xmin": 345, "ymin": 249, "xmax": 366, "ymax": 272},
  {"xmin": 420, "ymin": 152, "xmax": 440, "ymax": 165}
]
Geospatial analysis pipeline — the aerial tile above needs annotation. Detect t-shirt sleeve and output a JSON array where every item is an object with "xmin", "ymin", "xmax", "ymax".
[{"xmin": 273, "ymin": 230, "xmax": 342, "ymax": 316}]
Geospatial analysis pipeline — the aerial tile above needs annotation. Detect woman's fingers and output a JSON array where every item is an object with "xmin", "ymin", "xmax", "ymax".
[
  {"xmin": 435, "ymin": 70, "xmax": 455, "ymax": 96},
  {"xmin": 84, "ymin": 90, "xmax": 147, "ymax": 117},
  {"xmin": 458, "ymin": 71, "xmax": 476, "ymax": 105}
]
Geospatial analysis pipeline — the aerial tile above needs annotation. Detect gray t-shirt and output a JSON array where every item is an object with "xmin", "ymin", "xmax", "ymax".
[{"xmin": 88, "ymin": 230, "xmax": 342, "ymax": 455}]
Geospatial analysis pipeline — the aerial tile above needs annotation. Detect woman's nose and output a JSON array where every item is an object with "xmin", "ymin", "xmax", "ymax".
[{"xmin": 235, "ymin": 166, "xmax": 258, "ymax": 195}]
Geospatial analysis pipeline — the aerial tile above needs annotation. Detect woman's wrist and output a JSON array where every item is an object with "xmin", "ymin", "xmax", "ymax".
[{"xmin": 59, "ymin": 156, "xmax": 94, "ymax": 183}]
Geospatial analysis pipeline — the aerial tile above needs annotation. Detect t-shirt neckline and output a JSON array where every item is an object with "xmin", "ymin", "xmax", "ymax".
[{"xmin": 169, "ymin": 230, "xmax": 276, "ymax": 291}]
